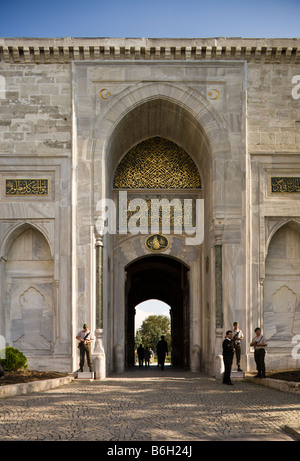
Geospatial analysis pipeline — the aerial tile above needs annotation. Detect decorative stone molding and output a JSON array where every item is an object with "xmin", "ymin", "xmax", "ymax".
[
  {"xmin": 1, "ymin": 38, "xmax": 300, "ymax": 64},
  {"xmin": 213, "ymin": 219, "xmax": 225, "ymax": 245}
]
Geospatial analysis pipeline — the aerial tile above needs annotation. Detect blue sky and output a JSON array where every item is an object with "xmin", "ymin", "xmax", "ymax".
[{"xmin": 1, "ymin": 0, "xmax": 300, "ymax": 38}]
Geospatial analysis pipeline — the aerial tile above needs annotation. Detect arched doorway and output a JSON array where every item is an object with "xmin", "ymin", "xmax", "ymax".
[{"xmin": 125, "ymin": 255, "xmax": 190, "ymax": 369}]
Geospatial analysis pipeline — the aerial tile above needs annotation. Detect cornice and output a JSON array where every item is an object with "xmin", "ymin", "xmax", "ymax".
[{"xmin": 0, "ymin": 37, "xmax": 300, "ymax": 64}]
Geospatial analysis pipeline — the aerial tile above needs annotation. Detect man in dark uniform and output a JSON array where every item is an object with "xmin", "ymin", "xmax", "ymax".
[
  {"xmin": 157, "ymin": 335, "xmax": 168, "ymax": 370},
  {"xmin": 222, "ymin": 330, "xmax": 234, "ymax": 385}
]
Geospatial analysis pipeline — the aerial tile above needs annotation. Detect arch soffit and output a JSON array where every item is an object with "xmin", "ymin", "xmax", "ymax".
[
  {"xmin": 266, "ymin": 218, "xmax": 300, "ymax": 256},
  {"xmin": 124, "ymin": 252, "xmax": 190, "ymax": 272},
  {"xmin": 0, "ymin": 222, "xmax": 53, "ymax": 260},
  {"xmin": 93, "ymin": 81, "xmax": 230, "ymax": 170},
  {"xmin": 114, "ymin": 234, "xmax": 199, "ymax": 270}
]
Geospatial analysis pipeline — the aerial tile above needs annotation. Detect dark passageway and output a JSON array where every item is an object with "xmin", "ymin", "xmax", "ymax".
[{"xmin": 125, "ymin": 255, "xmax": 190, "ymax": 369}]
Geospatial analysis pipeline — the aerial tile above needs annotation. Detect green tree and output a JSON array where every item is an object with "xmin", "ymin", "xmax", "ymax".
[
  {"xmin": 134, "ymin": 329, "xmax": 143, "ymax": 350},
  {"xmin": 136, "ymin": 315, "xmax": 171, "ymax": 352}
]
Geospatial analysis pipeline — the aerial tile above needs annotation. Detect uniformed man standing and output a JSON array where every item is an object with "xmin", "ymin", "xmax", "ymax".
[
  {"xmin": 76, "ymin": 323, "xmax": 94, "ymax": 372},
  {"xmin": 222, "ymin": 330, "xmax": 234, "ymax": 385},
  {"xmin": 232, "ymin": 321, "xmax": 244, "ymax": 372},
  {"xmin": 250, "ymin": 327, "xmax": 267, "ymax": 378}
]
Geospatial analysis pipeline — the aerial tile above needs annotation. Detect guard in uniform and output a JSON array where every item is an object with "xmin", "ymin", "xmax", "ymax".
[
  {"xmin": 222, "ymin": 330, "xmax": 234, "ymax": 385},
  {"xmin": 76, "ymin": 323, "xmax": 94, "ymax": 372},
  {"xmin": 232, "ymin": 321, "xmax": 244, "ymax": 371},
  {"xmin": 250, "ymin": 327, "xmax": 267, "ymax": 378}
]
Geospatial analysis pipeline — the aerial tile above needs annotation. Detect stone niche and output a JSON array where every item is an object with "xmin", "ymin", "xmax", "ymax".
[
  {"xmin": 264, "ymin": 222, "xmax": 300, "ymax": 350},
  {"xmin": 5, "ymin": 226, "xmax": 55, "ymax": 354},
  {"xmin": 12, "ymin": 285, "xmax": 53, "ymax": 351}
]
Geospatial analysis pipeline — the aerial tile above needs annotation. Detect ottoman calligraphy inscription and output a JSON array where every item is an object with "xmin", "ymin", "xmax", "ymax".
[
  {"xmin": 271, "ymin": 177, "xmax": 300, "ymax": 193},
  {"xmin": 5, "ymin": 179, "xmax": 49, "ymax": 196}
]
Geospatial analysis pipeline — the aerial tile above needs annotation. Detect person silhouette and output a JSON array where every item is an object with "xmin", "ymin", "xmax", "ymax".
[
  {"xmin": 144, "ymin": 347, "xmax": 151, "ymax": 367},
  {"xmin": 222, "ymin": 330, "xmax": 234, "ymax": 385},
  {"xmin": 157, "ymin": 335, "xmax": 168, "ymax": 370},
  {"xmin": 137, "ymin": 344, "xmax": 145, "ymax": 367}
]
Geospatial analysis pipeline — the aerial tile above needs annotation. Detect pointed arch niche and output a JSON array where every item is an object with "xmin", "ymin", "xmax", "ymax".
[
  {"xmin": 263, "ymin": 221, "xmax": 300, "ymax": 349},
  {"xmin": 1, "ymin": 224, "xmax": 55, "ymax": 354}
]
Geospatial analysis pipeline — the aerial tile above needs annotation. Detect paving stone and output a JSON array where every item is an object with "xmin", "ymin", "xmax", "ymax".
[{"xmin": 0, "ymin": 367, "xmax": 299, "ymax": 441}]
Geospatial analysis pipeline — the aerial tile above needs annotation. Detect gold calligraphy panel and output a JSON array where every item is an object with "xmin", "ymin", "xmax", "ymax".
[
  {"xmin": 113, "ymin": 137, "xmax": 201, "ymax": 190},
  {"xmin": 5, "ymin": 179, "xmax": 49, "ymax": 196},
  {"xmin": 271, "ymin": 177, "xmax": 300, "ymax": 193}
]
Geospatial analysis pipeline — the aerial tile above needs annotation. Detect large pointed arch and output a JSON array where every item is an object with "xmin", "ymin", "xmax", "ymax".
[
  {"xmin": 92, "ymin": 81, "xmax": 230, "ymax": 214},
  {"xmin": 90, "ymin": 78, "xmax": 233, "ymax": 374}
]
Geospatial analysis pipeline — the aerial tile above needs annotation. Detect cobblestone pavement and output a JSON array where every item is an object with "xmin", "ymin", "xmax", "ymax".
[{"xmin": 0, "ymin": 367, "xmax": 300, "ymax": 442}]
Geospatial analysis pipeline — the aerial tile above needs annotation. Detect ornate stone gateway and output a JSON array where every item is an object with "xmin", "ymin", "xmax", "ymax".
[{"xmin": 1, "ymin": 38, "xmax": 300, "ymax": 375}]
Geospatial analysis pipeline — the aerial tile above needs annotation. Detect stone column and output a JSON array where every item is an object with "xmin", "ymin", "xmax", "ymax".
[
  {"xmin": 213, "ymin": 220, "xmax": 224, "ymax": 378},
  {"xmin": 215, "ymin": 244, "xmax": 223, "ymax": 329},
  {"xmin": 214, "ymin": 220, "xmax": 224, "ymax": 330},
  {"xmin": 0, "ymin": 258, "xmax": 6, "ymax": 339},
  {"xmin": 93, "ymin": 226, "xmax": 106, "ymax": 379},
  {"xmin": 190, "ymin": 261, "xmax": 201, "ymax": 372},
  {"xmin": 259, "ymin": 278, "xmax": 264, "ymax": 330}
]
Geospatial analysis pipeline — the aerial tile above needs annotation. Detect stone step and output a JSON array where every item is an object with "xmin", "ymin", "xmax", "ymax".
[
  {"xmin": 231, "ymin": 370, "xmax": 245, "ymax": 379},
  {"xmin": 75, "ymin": 371, "xmax": 95, "ymax": 380}
]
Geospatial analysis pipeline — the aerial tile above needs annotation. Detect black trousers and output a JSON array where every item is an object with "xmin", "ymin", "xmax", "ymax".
[
  {"xmin": 79, "ymin": 344, "xmax": 92, "ymax": 369},
  {"xmin": 234, "ymin": 343, "xmax": 241, "ymax": 366},
  {"xmin": 223, "ymin": 354, "xmax": 233, "ymax": 383},
  {"xmin": 254, "ymin": 348, "xmax": 266, "ymax": 375},
  {"xmin": 158, "ymin": 354, "xmax": 166, "ymax": 370}
]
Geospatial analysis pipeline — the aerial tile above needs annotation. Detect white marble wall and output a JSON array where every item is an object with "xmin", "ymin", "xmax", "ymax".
[
  {"xmin": 0, "ymin": 63, "xmax": 72, "ymax": 372},
  {"xmin": 248, "ymin": 61, "xmax": 300, "ymax": 371}
]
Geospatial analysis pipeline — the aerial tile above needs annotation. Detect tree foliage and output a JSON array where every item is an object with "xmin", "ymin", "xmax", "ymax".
[{"xmin": 136, "ymin": 315, "xmax": 171, "ymax": 352}]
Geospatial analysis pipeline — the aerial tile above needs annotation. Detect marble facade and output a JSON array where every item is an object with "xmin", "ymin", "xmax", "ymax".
[{"xmin": 0, "ymin": 38, "xmax": 300, "ymax": 375}]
